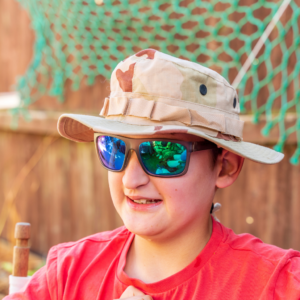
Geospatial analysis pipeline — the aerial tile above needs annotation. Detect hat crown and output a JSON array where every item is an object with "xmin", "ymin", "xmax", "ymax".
[
  {"xmin": 100, "ymin": 49, "xmax": 243, "ymax": 140},
  {"xmin": 110, "ymin": 49, "xmax": 239, "ymax": 115}
]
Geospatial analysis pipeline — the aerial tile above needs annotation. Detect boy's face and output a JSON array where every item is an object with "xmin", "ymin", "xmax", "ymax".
[{"xmin": 108, "ymin": 133, "xmax": 220, "ymax": 241}]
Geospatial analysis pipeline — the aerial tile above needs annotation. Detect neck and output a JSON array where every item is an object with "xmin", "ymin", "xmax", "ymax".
[{"xmin": 124, "ymin": 214, "xmax": 213, "ymax": 283}]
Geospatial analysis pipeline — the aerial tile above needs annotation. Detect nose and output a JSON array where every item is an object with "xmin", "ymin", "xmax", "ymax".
[{"xmin": 122, "ymin": 150, "xmax": 150, "ymax": 189}]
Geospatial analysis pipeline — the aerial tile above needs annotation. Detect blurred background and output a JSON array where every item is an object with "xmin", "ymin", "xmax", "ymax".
[{"xmin": 0, "ymin": 0, "xmax": 300, "ymax": 297}]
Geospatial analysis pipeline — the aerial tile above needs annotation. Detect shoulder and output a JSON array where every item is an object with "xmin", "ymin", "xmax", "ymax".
[
  {"xmin": 48, "ymin": 226, "xmax": 130, "ymax": 264},
  {"xmin": 218, "ymin": 222, "xmax": 300, "ymax": 268},
  {"xmin": 27, "ymin": 227, "xmax": 131, "ymax": 299},
  {"xmin": 55, "ymin": 225, "xmax": 129, "ymax": 248},
  {"xmin": 216, "ymin": 222, "xmax": 300, "ymax": 297}
]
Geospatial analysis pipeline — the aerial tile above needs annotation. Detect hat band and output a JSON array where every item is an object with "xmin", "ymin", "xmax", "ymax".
[{"xmin": 100, "ymin": 96, "xmax": 244, "ymax": 138}]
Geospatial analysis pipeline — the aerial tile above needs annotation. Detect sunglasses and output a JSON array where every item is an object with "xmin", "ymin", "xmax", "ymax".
[{"xmin": 94, "ymin": 133, "xmax": 218, "ymax": 178}]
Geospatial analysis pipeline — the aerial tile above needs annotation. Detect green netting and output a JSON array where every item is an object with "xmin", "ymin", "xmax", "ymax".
[{"xmin": 14, "ymin": 0, "xmax": 300, "ymax": 164}]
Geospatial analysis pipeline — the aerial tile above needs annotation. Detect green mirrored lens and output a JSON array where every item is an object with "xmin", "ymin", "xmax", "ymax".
[{"xmin": 139, "ymin": 141, "xmax": 187, "ymax": 176}]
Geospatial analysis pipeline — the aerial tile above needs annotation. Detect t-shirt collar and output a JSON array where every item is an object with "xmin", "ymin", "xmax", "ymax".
[{"xmin": 117, "ymin": 217, "xmax": 224, "ymax": 294}]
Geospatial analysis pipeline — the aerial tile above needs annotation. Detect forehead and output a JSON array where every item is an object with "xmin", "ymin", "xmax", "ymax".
[{"xmin": 119, "ymin": 132, "xmax": 205, "ymax": 142}]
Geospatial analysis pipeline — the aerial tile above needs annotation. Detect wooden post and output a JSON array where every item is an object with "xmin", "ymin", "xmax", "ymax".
[{"xmin": 12, "ymin": 222, "xmax": 30, "ymax": 277}]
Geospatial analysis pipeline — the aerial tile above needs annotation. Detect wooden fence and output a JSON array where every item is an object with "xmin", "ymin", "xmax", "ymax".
[{"xmin": 0, "ymin": 0, "xmax": 299, "ymax": 256}]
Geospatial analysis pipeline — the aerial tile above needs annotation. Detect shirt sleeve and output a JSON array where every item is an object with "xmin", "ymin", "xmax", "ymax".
[
  {"xmin": 3, "ymin": 246, "xmax": 58, "ymax": 300},
  {"xmin": 274, "ymin": 256, "xmax": 300, "ymax": 299}
]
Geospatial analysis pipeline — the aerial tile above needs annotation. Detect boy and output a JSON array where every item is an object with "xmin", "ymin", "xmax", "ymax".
[{"xmin": 5, "ymin": 49, "xmax": 300, "ymax": 300}]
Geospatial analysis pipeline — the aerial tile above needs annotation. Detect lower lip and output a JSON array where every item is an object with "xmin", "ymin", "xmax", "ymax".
[{"xmin": 126, "ymin": 196, "xmax": 162, "ymax": 211}]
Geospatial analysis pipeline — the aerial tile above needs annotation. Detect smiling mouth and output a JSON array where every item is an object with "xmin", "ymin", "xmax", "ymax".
[{"xmin": 127, "ymin": 197, "xmax": 162, "ymax": 205}]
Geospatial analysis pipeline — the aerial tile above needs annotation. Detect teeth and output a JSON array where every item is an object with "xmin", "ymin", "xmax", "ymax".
[{"xmin": 132, "ymin": 199, "xmax": 160, "ymax": 204}]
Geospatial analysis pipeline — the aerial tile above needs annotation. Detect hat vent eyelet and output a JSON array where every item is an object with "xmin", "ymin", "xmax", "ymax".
[
  {"xmin": 199, "ymin": 84, "xmax": 207, "ymax": 96},
  {"xmin": 233, "ymin": 97, "xmax": 237, "ymax": 108}
]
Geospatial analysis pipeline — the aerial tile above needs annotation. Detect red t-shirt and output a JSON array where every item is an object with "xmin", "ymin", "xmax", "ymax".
[{"xmin": 5, "ymin": 218, "xmax": 300, "ymax": 299}]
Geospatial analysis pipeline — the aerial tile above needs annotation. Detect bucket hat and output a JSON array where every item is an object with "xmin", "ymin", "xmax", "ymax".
[{"xmin": 58, "ymin": 49, "xmax": 284, "ymax": 164}]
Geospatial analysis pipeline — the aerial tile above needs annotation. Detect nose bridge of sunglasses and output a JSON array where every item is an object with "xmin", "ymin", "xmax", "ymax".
[{"xmin": 123, "ymin": 148, "xmax": 140, "ymax": 169}]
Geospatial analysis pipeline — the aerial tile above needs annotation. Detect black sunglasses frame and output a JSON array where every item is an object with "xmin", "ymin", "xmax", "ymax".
[{"xmin": 94, "ymin": 133, "xmax": 218, "ymax": 178}]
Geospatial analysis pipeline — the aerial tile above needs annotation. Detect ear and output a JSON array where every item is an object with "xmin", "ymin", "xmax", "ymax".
[{"xmin": 215, "ymin": 149, "xmax": 244, "ymax": 189}]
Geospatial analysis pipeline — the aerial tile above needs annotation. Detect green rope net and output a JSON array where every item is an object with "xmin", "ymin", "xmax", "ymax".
[{"xmin": 15, "ymin": 0, "xmax": 300, "ymax": 164}]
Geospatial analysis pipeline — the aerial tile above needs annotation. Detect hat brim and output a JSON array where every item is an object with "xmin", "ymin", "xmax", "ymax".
[{"xmin": 57, "ymin": 113, "xmax": 284, "ymax": 165}]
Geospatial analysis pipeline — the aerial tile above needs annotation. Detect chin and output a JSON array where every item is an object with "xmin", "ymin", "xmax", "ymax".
[{"xmin": 123, "ymin": 217, "xmax": 166, "ymax": 238}]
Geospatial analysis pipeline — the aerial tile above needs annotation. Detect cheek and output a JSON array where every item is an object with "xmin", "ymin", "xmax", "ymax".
[
  {"xmin": 108, "ymin": 172, "xmax": 124, "ymax": 210},
  {"xmin": 187, "ymin": 152, "xmax": 217, "ymax": 199},
  {"xmin": 158, "ymin": 152, "xmax": 217, "ymax": 213}
]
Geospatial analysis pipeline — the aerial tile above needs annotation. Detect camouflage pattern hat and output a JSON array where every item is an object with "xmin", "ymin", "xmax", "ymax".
[{"xmin": 58, "ymin": 49, "xmax": 284, "ymax": 164}]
